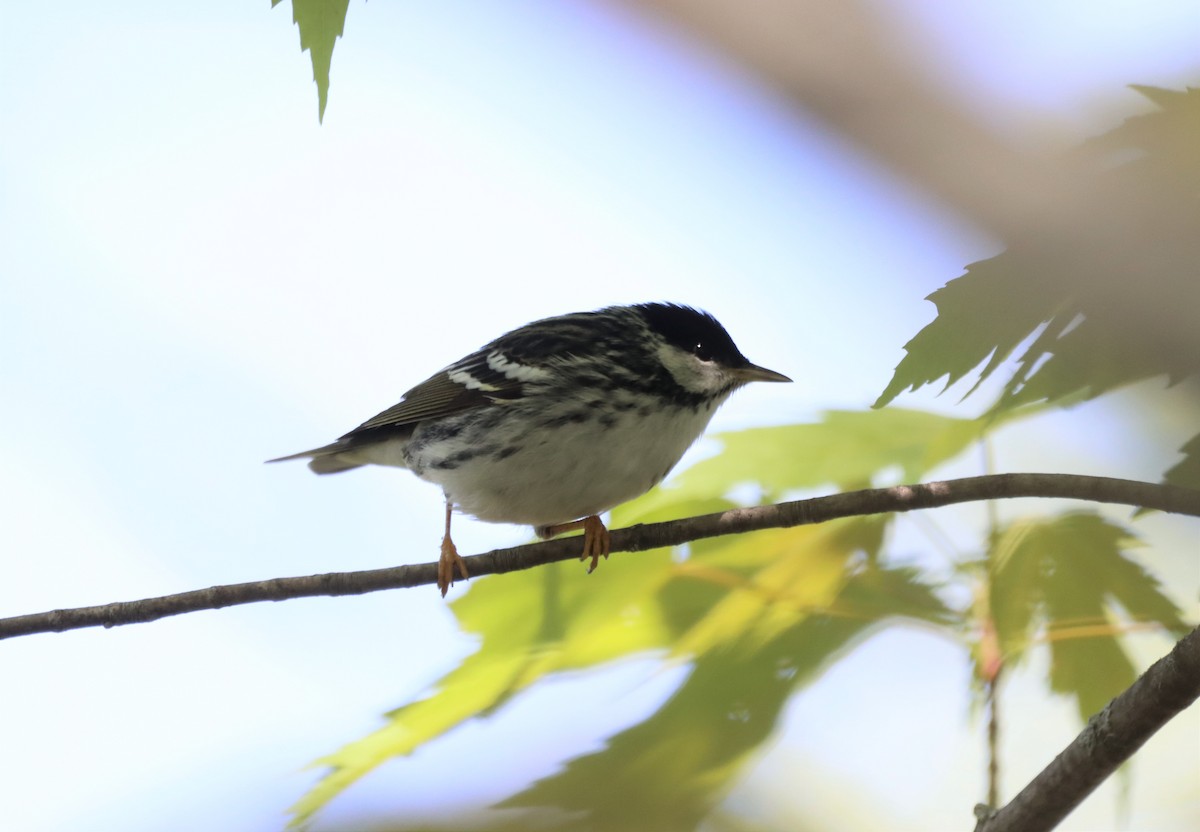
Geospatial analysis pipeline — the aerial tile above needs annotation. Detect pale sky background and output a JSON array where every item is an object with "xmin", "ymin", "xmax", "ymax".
[{"xmin": 1, "ymin": 2, "xmax": 1198, "ymax": 830}]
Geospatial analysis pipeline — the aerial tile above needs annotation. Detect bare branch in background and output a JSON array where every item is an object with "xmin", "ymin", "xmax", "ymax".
[{"xmin": 974, "ymin": 625, "xmax": 1200, "ymax": 832}]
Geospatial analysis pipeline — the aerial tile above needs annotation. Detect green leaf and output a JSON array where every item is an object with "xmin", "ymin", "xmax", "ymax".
[
  {"xmin": 1088, "ymin": 86, "xmax": 1200, "ymax": 188},
  {"xmin": 988, "ymin": 512, "xmax": 1188, "ymax": 720},
  {"xmin": 290, "ymin": 499, "xmax": 749, "ymax": 825},
  {"xmin": 837, "ymin": 562, "xmax": 957, "ymax": 628},
  {"xmin": 291, "ymin": 513, "xmax": 953, "ymax": 827},
  {"xmin": 873, "ymin": 257, "xmax": 1074, "ymax": 409},
  {"xmin": 498, "ymin": 564, "xmax": 950, "ymax": 829},
  {"xmin": 273, "ymin": 0, "xmax": 351, "ymax": 122},
  {"xmin": 1163, "ymin": 432, "xmax": 1200, "ymax": 491},
  {"xmin": 876, "ymin": 86, "xmax": 1200, "ymax": 413},
  {"xmin": 673, "ymin": 518, "xmax": 885, "ymax": 657},
  {"xmin": 288, "ymin": 546, "xmax": 690, "ymax": 827},
  {"xmin": 672, "ymin": 408, "xmax": 992, "ymax": 503}
]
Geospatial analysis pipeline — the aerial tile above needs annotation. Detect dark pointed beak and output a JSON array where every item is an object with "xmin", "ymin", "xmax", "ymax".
[{"xmin": 733, "ymin": 363, "xmax": 792, "ymax": 383}]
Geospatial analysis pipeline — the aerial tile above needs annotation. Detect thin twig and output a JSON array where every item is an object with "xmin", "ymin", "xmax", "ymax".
[
  {"xmin": 987, "ymin": 670, "xmax": 1002, "ymax": 809},
  {"xmin": 1, "ymin": 473, "xmax": 1196, "ymax": 640}
]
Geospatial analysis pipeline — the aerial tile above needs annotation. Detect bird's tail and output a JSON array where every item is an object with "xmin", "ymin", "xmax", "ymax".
[{"xmin": 266, "ymin": 442, "xmax": 365, "ymax": 475}]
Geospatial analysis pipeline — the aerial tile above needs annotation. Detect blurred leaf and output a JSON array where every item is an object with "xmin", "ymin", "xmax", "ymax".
[
  {"xmin": 997, "ymin": 308, "xmax": 1195, "ymax": 411},
  {"xmin": 670, "ymin": 408, "xmax": 993, "ymax": 503},
  {"xmin": 873, "ymin": 257, "xmax": 1073, "ymax": 409},
  {"xmin": 989, "ymin": 521, "xmax": 1043, "ymax": 659},
  {"xmin": 499, "ymin": 564, "xmax": 950, "ymax": 830},
  {"xmin": 290, "ymin": 544, "xmax": 694, "ymax": 827},
  {"xmin": 674, "ymin": 518, "xmax": 885, "ymax": 656},
  {"xmin": 273, "ymin": 0, "xmax": 351, "ymax": 122},
  {"xmin": 837, "ymin": 563, "xmax": 957, "ymax": 628},
  {"xmin": 1089, "ymin": 86, "xmax": 1200, "ymax": 189},
  {"xmin": 293, "ymin": 501, "xmax": 751, "ymax": 825},
  {"xmin": 1163, "ymin": 432, "xmax": 1200, "ymax": 491},
  {"xmin": 875, "ymin": 86, "xmax": 1200, "ymax": 414},
  {"xmin": 988, "ymin": 512, "xmax": 1189, "ymax": 720}
]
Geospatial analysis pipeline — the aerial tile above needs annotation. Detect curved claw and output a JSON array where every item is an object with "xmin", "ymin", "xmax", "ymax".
[
  {"xmin": 540, "ymin": 515, "xmax": 611, "ymax": 574},
  {"xmin": 437, "ymin": 536, "xmax": 469, "ymax": 597},
  {"xmin": 579, "ymin": 515, "xmax": 611, "ymax": 573},
  {"xmin": 437, "ymin": 500, "xmax": 469, "ymax": 597}
]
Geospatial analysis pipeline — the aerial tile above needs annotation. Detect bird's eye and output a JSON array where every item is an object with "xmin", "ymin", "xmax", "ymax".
[{"xmin": 692, "ymin": 342, "xmax": 714, "ymax": 362}]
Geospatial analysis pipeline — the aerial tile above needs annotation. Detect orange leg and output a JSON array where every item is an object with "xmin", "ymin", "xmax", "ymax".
[
  {"xmin": 437, "ymin": 500, "xmax": 469, "ymax": 597},
  {"xmin": 540, "ymin": 515, "xmax": 611, "ymax": 573}
]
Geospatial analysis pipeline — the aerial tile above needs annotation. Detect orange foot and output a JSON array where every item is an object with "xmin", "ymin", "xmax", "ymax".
[
  {"xmin": 437, "ymin": 501, "xmax": 469, "ymax": 597},
  {"xmin": 437, "ymin": 534, "xmax": 469, "ymax": 597},
  {"xmin": 541, "ymin": 515, "xmax": 611, "ymax": 574}
]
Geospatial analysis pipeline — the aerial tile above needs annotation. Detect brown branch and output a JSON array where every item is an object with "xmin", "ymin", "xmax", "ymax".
[
  {"xmin": 1, "ymin": 473, "xmax": 1197, "ymax": 641},
  {"xmin": 973, "ymin": 624, "xmax": 1200, "ymax": 832}
]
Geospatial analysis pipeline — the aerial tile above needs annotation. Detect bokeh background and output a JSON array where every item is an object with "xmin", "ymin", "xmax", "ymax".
[{"xmin": 1, "ymin": 1, "xmax": 1197, "ymax": 830}]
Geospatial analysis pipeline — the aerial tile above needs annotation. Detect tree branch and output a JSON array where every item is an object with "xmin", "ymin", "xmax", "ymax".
[
  {"xmin": 973, "ymin": 624, "xmax": 1200, "ymax": 832},
  {"xmin": 2, "ymin": 473, "xmax": 1197, "ymax": 641}
]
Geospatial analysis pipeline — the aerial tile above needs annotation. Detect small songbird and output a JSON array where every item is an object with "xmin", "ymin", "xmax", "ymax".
[{"xmin": 268, "ymin": 303, "xmax": 790, "ymax": 595}]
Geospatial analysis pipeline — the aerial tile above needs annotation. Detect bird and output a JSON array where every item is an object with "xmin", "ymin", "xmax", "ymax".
[{"xmin": 268, "ymin": 303, "xmax": 790, "ymax": 596}]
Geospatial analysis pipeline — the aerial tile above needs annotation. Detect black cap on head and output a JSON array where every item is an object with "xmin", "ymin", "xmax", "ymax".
[{"xmin": 634, "ymin": 303, "xmax": 749, "ymax": 367}]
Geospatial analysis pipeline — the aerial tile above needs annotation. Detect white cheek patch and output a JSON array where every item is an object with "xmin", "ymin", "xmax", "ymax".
[
  {"xmin": 656, "ymin": 345, "xmax": 729, "ymax": 395},
  {"xmin": 448, "ymin": 369, "xmax": 501, "ymax": 391},
  {"xmin": 488, "ymin": 351, "xmax": 552, "ymax": 383}
]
